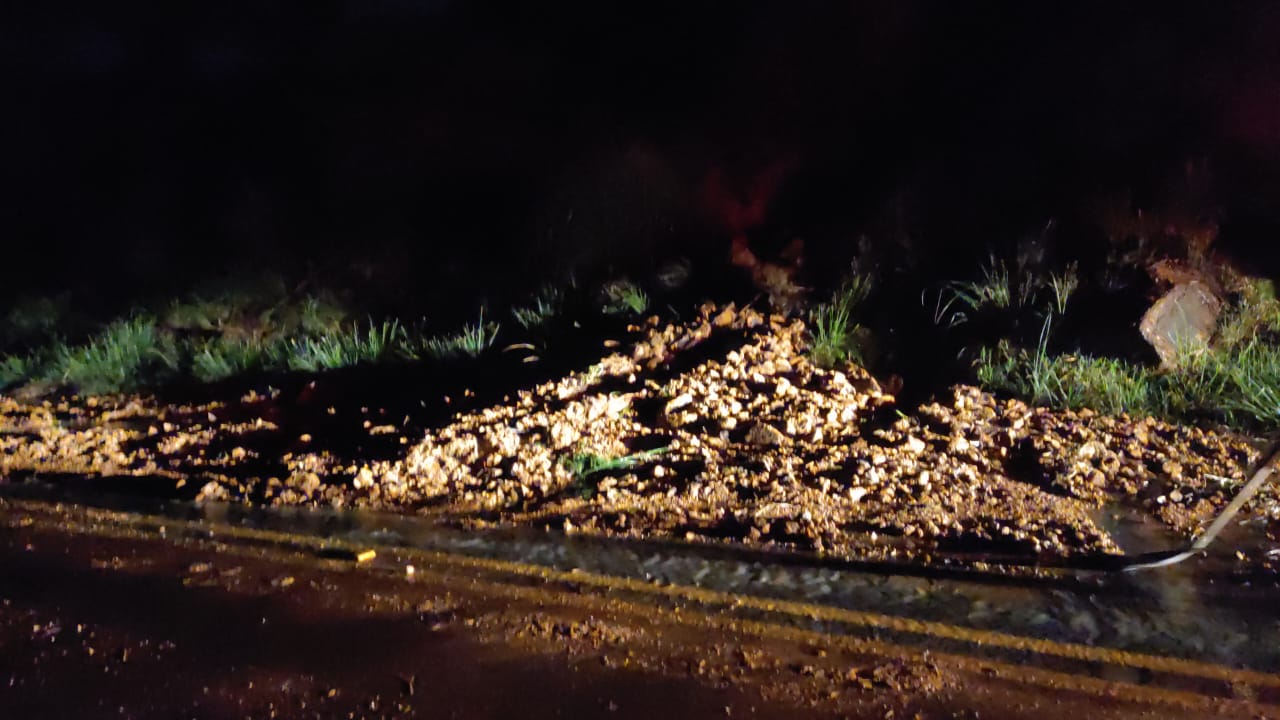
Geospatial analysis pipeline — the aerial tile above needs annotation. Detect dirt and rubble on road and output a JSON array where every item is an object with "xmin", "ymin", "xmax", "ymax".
[
  {"xmin": 2, "ymin": 499, "xmax": 1272, "ymax": 720},
  {"xmin": 2, "ymin": 303, "xmax": 1278, "ymax": 573}
]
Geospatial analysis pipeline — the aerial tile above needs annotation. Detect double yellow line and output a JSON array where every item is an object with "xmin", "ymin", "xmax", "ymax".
[{"xmin": 4, "ymin": 497, "xmax": 1278, "ymax": 712}]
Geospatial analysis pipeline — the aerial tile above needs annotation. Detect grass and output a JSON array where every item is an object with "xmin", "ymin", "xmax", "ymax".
[
  {"xmin": 50, "ymin": 316, "xmax": 181, "ymax": 395},
  {"xmin": 0, "ymin": 296, "xmax": 508, "ymax": 394},
  {"xmin": 807, "ymin": 274, "xmax": 873, "ymax": 369},
  {"xmin": 942, "ymin": 256, "xmax": 1079, "ymax": 319},
  {"xmin": 511, "ymin": 285, "xmax": 563, "ymax": 330},
  {"xmin": 601, "ymin": 280, "xmax": 649, "ymax": 316},
  {"xmin": 0, "ymin": 354, "xmax": 36, "ymax": 390},
  {"xmin": 977, "ymin": 344, "xmax": 1156, "ymax": 417},
  {"xmin": 410, "ymin": 311, "xmax": 499, "ymax": 360},
  {"xmin": 1, "ymin": 263, "xmax": 705, "ymax": 396},
  {"xmin": 944, "ymin": 257, "xmax": 1016, "ymax": 312},
  {"xmin": 277, "ymin": 319, "xmax": 407, "ymax": 372},
  {"xmin": 1, "ymin": 264, "xmax": 693, "ymax": 396},
  {"xmin": 975, "ymin": 313, "xmax": 1280, "ymax": 426},
  {"xmin": 1, "ymin": 266, "xmax": 675, "ymax": 395},
  {"xmin": 1047, "ymin": 263, "xmax": 1080, "ymax": 316},
  {"xmin": 561, "ymin": 447, "xmax": 670, "ymax": 498},
  {"xmin": 190, "ymin": 337, "xmax": 270, "ymax": 383},
  {"xmin": 946, "ymin": 253, "xmax": 1280, "ymax": 427}
]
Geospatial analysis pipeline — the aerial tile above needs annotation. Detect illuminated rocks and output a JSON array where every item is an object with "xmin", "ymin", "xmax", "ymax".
[
  {"xmin": 1139, "ymin": 281, "xmax": 1223, "ymax": 369},
  {"xmin": 0, "ymin": 305, "xmax": 1274, "ymax": 571}
]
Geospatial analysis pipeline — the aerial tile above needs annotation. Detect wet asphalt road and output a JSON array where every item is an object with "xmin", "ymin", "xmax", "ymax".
[{"xmin": 1, "ymin": 497, "xmax": 1277, "ymax": 719}]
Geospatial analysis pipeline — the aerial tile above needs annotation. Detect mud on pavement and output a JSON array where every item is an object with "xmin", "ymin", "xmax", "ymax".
[
  {"xmin": 3, "ymin": 303, "xmax": 1278, "ymax": 575},
  {"xmin": 2, "ymin": 498, "xmax": 1275, "ymax": 720}
]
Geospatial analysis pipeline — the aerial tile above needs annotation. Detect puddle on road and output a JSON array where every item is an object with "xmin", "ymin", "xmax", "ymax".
[{"xmin": 4, "ymin": 480, "xmax": 1279, "ymax": 676}]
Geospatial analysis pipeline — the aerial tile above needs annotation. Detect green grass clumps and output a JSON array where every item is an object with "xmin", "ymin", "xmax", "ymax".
[
  {"xmin": 561, "ymin": 447, "xmax": 669, "ymax": 498},
  {"xmin": 1, "ymin": 263, "xmax": 702, "ymax": 396},
  {"xmin": 601, "ymin": 280, "xmax": 649, "ymax": 316},
  {"xmin": 976, "ymin": 310, "xmax": 1280, "ymax": 427},
  {"xmin": 511, "ymin": 286, "xmax": 563, "ymax": 330},
  {"xmin": 0, "ymin": 297, "xmax": 508, "ymax": 395},
  {"xmin": 977, "ymin": 340, "xmax": 1157, "ymax": 417},
  {"xmin": 278, "ymin": 320, "xmax": 407, "ymax": 373},
  {"xmin": 51, "ymin": 316, "xmax": 180, "ymax": 395},
  {"xmin": 190, "ymin": 337, "xmax": 270, "ymax": 384},
  {"xmin": 940, "ymin": 256, "xmax": 1079, "ymax": 324},
  {"xmin": 1047, "ymin": 264, "xmax": 1081, "ymax": 316},
  {"xmin": 0, "ymin": 354, "xmax": 36, "ymax": 390},
  {"xmin": 945, "ymin": 256, "xmax": 1021, "ymax": 312},
  {"xmin": 945, "ymin": 254, "xmax": 1280, "ymax": 427},
  {"xmin": 0, "ymin": 269, "xmax": 663, "ymax": 395},
  {"xmin": 410, "ymin": 312, "xmax": 499, "ymax": 360},
  {"xmin": 807, "ymin": 274, "xmax": 874, "ymax": 369},
  {"xmin": 1218, "ymin": 338, "xmax": 1280, "ymax": 424}
]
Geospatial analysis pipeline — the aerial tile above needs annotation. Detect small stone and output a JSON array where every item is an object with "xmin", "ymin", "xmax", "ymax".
[
  {"xmin": 744, "ymin": 422, "xmax": 787, "ymax": 447},
  {"xmin": 664, "ymin": 393, "xmax": 694, "ymax": 414},
  {"xmin": 712, "ymin": 306, "xmax": 737, "ymax": 328}
]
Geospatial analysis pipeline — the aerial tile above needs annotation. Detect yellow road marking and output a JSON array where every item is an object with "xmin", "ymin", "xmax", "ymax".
[{"xmin": 5, "ymin": 497, "xmax": 1279, "ymax": 696}]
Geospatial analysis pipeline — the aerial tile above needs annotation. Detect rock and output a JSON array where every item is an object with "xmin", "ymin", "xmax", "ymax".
[
  {"xmin": 1139, "ymin": 281, "xmax": 1223, "ymax": 369},
  {"xmin": 664, "ymin": 393, "xmax": 694, "ymax": 414},
  {"xmin": 744, "ymin": 422, "xmax": 787, "ymax": 447},
  {"xmin": 711, "ymin": 305, "xmax": 737, "ymax": 328},
  {"xmin": 352, "ymin": 466, "xmax": 375, "ymax": 489}
]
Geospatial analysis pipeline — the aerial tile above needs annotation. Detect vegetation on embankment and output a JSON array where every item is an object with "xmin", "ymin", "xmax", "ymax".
[
  {"xmin": 0, "ymin": 272, "xmax": 651, "ymax": 396},
  {"xmin": 804, "ymin": 245, "xmax": 1280, "ymax": 430},
  {"xmin": 5, "ymin": 224, "xmax": 1280, "ymax": 434}
]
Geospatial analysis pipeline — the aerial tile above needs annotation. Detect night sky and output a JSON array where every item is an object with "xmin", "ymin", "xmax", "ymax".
[{"xmin": 5, "ymin": 2, "xmax": 1280, "ymax": 301}]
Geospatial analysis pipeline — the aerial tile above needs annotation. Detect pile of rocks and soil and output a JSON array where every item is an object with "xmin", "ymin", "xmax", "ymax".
[{"xmin": 2, "ymin": 303, "xmax": 1277, "ymax": 569}]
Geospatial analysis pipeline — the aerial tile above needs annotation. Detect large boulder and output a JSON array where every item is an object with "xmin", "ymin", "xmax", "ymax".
[{"xmin": 1139, "ymin": 281, "xmax": 1223, "ymax": 369}]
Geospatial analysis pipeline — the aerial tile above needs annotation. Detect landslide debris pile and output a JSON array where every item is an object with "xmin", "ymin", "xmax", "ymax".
[
  {"xmin": 278, "ymin": 303, "xmax": 1267, "ymax": 562},
  {"xmin": 2, "ymin": 304, "xmax": 1275, "ymax": 567}
]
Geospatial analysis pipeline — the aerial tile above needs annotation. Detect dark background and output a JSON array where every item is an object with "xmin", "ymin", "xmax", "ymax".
[{"xmin": 5, "ymin": 1, "xmax": 1280, "ymax": 307}]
